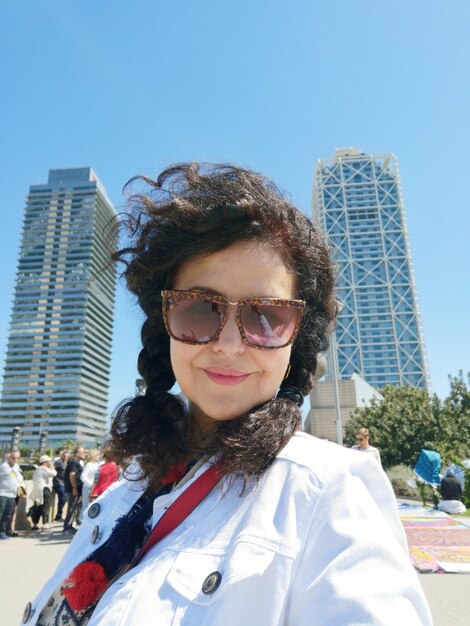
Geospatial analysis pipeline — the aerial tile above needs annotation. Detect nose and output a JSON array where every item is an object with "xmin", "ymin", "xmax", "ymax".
[{"xmin": 212, "ymin": 308, "xmax": 246, "ymax": 356}]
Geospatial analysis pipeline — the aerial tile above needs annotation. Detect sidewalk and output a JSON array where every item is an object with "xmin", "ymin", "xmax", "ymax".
[
  {"xmin": 396, "ymin": 497, "xmax": 470, "ymax": 624},
  {"xmin": 418, "ymin": 573, "xmax": 469, "ymax": 626},
  {"xmin": 0, "ymin": 520, "xmax": 469, "ymax": 625},
  {"xmin": 0, "ymin": 521, "xmax": 72, "ymax": 625}
]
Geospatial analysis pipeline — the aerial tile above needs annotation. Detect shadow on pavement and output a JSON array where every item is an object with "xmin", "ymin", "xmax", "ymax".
[{"xmin": 20, "ymin": 529, "xmax": 74, "ymax": 545}]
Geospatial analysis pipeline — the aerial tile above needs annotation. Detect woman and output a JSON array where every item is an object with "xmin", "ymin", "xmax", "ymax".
[
  {"xmin": 78, "ymin": 449, "xmax": 100, "ymax": 523},
  {"xmin": 351, "ymin": 426, "xmax": 382, "ymax": 465},
  {"xmin": 90, "ymin": 448, "xmax": 119, "ymax": 500},
  {"xmin": 24, "ymin": 163, "xmax": 432, "ymax": 625},
  {"xmin": 29, "ymin": 455, "xmax": 56, "ymax": 531}
]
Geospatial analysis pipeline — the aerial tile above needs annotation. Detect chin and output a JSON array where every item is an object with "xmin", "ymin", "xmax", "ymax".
[
  {"xmin": 204, "ymin": 405, "xmax": 246, "ymax": 422},
  {"xmin": 207, "ymin": 395, "xmax": 272, "ymax": 422},
  {"xmin": 195, "ymin": 396, "xmax": 258, "ymax": 423}
]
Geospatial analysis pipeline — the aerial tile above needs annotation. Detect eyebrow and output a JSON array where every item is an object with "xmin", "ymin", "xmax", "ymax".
[
  {"xmin": 183, "ymin": 286, "xmax": 288, "ymax": 299},
  {"xmin": 186, "ymin": 285, "xmax": 224, "ymax": 295}
]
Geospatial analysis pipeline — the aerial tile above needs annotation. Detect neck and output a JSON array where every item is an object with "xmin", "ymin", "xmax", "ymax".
[
  {"xmin": 188, "ymin": 402, "xmax": 219, "ymax": 445},
  {"xmin": 189, "ymin": 422, "xmax": 217, "ymax": 449}
]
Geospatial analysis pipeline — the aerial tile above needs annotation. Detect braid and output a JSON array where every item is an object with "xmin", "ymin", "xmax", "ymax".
[
  {"xmin": 110, "ymin": 320, "xmax": 189, "ymax": 488},
  {"xmin": 138, "ymin": 319, "xmax": 174, "ymax": 393}
]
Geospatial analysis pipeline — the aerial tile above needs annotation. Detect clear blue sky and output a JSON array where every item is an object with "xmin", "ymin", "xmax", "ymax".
[{"xmin": 1, "ymin": 1, "xmax": 468, "ymax": 416}]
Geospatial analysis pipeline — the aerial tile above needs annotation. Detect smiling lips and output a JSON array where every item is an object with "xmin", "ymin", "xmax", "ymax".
[{"xmin": 203, "ymin": 368, "xmax": 251, "ymax": 386}]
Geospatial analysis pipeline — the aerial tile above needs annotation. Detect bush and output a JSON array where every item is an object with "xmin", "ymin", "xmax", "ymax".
[
  {"xmin": 463, "ymin": 470, "xmax": 470, "ymax": 508},
  {"xmin": 386, "ymin": 464, "xmax": 417, "ymax": 498},
  {"xmin": 346, "ymin": 374, "xmax": 470, "ymax": 469}
]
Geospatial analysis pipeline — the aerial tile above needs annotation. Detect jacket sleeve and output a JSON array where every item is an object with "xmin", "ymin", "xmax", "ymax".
[{"xmin": 288, "ymin": 457, "xmax": 432, "ymax": 626}]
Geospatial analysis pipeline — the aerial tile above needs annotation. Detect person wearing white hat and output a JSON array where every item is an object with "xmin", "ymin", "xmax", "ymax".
[{"xmin": 30, "ymin": 455, "xmax": 57, "ymax": 531}]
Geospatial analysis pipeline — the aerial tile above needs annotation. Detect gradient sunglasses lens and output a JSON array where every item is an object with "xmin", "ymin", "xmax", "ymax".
[
  {"xmin": 163, "ymin": 291, "xmax": 304, "ymax": 348},
  {"xmin": 240, "ymin": 303, "xmax": 301, "ymax": 347},
  {"xmin": 166, "ymin": 295, "xmax": 225, "ymax": 343}
]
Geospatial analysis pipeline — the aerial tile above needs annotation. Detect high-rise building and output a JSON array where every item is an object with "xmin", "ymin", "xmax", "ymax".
[
  {"xmin": 313, "ymin": 148, "xmax": 430, "ymax": 391},
  {"xmin": 0, "ymin": 168, "xmax": 117, "ymax": 448}
]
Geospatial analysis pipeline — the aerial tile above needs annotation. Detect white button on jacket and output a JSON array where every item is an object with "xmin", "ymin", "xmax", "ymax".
[{"xmin": 26, "ymin": 433, "xmax": 432, "ymax": 626}]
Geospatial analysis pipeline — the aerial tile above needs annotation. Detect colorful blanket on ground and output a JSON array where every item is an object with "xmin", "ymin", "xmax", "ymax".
[{"xmin": 398, "ymin": 503, "xmax": 470, "ymax": 573}]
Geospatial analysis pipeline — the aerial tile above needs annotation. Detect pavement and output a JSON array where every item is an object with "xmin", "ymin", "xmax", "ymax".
[
  {"xmin": 397, "ymin": 499, "xmax": 470, "ymax": 625},
  {"xmin": 0, "ymin": 521, "xmax": 74, "ymax": 625},
  {"xmin": 418, "ymin": 573, "xmax": 469, "ymax": 626},
  {"xmin": 1, "ymin": 520, "xmax": 469, "ymax": 625}
]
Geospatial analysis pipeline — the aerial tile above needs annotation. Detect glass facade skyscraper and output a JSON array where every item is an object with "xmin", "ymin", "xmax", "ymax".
[
  {"xmin": 313, "ymin": 148, "xmax": 430, "ymax": 391},
  {"xmin": 0, "ymin": 168, "xmax": 117, "ymax": 447}
]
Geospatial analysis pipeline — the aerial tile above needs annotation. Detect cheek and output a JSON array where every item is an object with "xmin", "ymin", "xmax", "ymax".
[
  {"xmin": 170, "ymin": 340, "xmax": 188, "ymax": 384},
  {"xmin": 170, "ymin": 340, "xmax": 203, "ymax": 387},
  {"xmin": 256, "ymin": 347, "xmax": 292, "ymax": 387}
]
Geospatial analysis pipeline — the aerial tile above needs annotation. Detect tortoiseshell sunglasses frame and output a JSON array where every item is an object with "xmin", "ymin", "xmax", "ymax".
[{"xmin": 161, "ymin": 289, "xmax": 306, "ymax": 350}]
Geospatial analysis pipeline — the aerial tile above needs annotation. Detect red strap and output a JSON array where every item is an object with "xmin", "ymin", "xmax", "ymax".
[{"xmin": 135, "ymin": 462, "xmax": 224, "ymax": 565}]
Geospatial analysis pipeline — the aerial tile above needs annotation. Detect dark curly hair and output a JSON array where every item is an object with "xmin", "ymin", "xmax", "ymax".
[{"xmin": 109, "ymin": 163, "xmax": 336, "ymax": 488}]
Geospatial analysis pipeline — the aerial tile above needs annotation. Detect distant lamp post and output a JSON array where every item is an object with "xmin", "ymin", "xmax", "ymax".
[
  {"xmin": 135, "ymin": 378, "xmax": 146, "ymax": 396},
  {"xmin": 39, "ymin": 431, "xmax": 48, "ymax": 453},
  {"xmin": 24, "ymin": 420, "xmax": 34, "ymax": 448},
  {"xmin": 330, "ymin": 301, "xmax": 344, "ymax": 446},
  {"xmin": 10, "ymin": 426, "xmax": 21, "ymax": 451}
]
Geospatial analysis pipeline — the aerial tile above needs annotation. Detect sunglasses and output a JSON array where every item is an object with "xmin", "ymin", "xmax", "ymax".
[{"xmin": 161, "ymin": 290, "xmax": 306, "ymax": 349}]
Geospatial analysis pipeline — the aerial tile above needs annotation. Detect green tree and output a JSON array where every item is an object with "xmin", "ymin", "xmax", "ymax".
[
  {"xmin": 57, "ymin": 439, "xmax": 79, "ymax": 451},
  {"xmin": 345, "ymin": 385, "xmax": 441, "ymax": 469},
  {"xmin": 346, "ymin": 374, "xmax": 470, "ymax": 469},
  {"xmin": 437, "ymin": 372, "xmax": 470, "ymax": 462}
]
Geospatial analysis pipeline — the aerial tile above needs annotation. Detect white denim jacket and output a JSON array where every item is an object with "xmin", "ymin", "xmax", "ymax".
[{"xmin": 24, "ymin": 433, "xmax": 432, "ymax": 625}]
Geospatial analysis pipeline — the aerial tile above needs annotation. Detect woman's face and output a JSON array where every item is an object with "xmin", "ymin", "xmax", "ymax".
[{"xmin": 170, "ymin": 241, "xmax": 296, "ymax": 435}]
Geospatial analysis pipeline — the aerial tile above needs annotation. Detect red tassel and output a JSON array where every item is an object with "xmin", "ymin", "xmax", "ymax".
[
  {"xmin": 161, "ymin": 463, "xmax": 187, "ymax": 484},
  {"xmin": 63, "ymin": 561, "xmax": 109, "ymax": 611}
]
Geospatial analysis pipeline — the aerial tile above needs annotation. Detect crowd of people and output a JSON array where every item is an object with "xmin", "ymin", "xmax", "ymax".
[{"xmin": 0, "ymin": 447, "xmax": 119, "ymax": 538}]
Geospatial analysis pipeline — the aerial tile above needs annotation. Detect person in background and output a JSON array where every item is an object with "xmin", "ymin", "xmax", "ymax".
[
  {"xmin": 30, "ymin": 455, "xmax": 57, "ymax": 531},
  {"xmin": 352, "ymin": 427, "xmax": 382, "ymax": 465},
  {"xmin": 5, "ymin": 498, "xmax": 20, "ymax": 537},
  {"xmin": 6, "ymin": 465, "xmax": 26, "ymax": 538},
  {"xmin": 53, "ymin": 450, "xmax": 70, "ymax": 522},
  {"xmin": 438, "ymin": 469, "xmax": 467, "ymax": 514},
  {"xmin": 78, "ymin": 449, "xmax": 100, "ymax": 522},
  {"xmin": 63, "ymin": 446, "xmax": 85, "ymax": 533},
  {"xmin": 0, "ymin": 450, "xmax": 24, "ymax": 540},
  {"xmin": 90, "ymin": 448, "xmax": 119, "ymax": 500}
]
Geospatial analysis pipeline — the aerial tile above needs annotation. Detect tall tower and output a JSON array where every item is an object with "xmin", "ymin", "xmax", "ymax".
[
  {"xmin": 0, "ymin": 168, "xmax": 117, "ymax": 447},
  {"xmin": 313, "ymin": 148, "xmax": 430, "ymax": 391}
]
